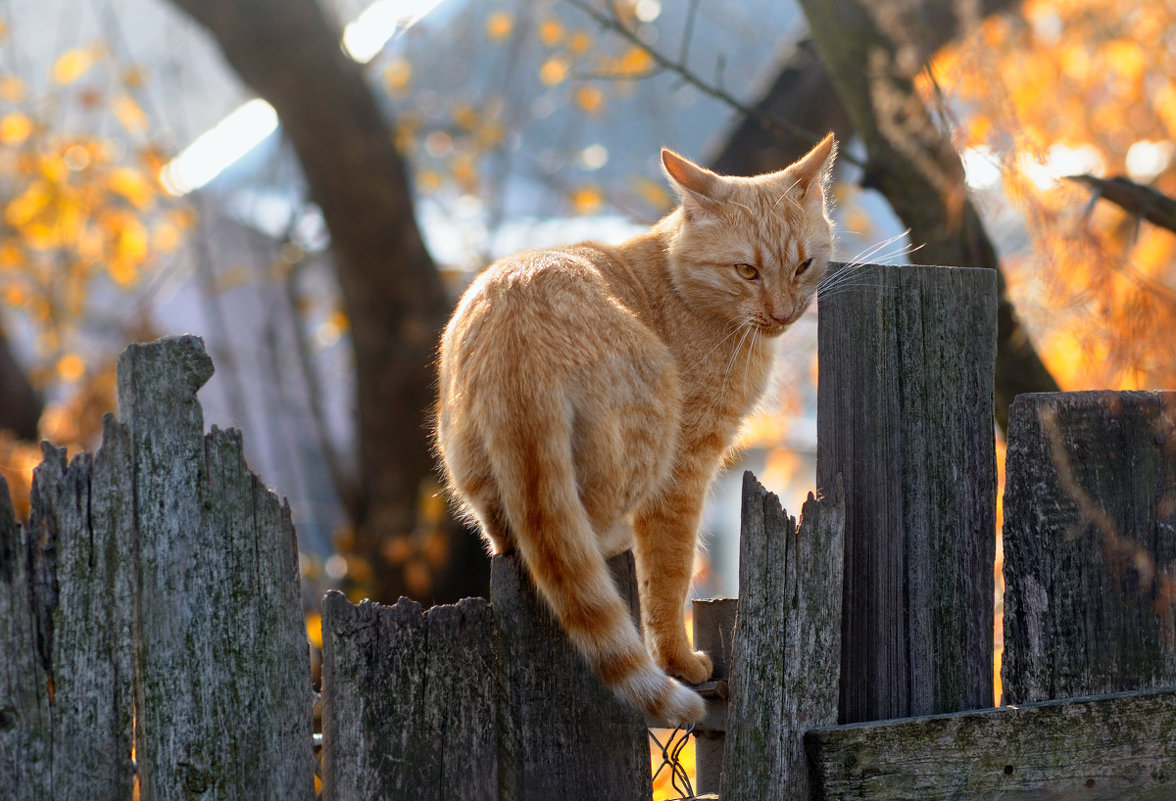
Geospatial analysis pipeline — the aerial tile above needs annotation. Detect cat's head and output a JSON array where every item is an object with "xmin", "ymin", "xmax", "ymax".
[{"xmin": 660, "ymin": 134, "xmax": 836, "ymax": 335}]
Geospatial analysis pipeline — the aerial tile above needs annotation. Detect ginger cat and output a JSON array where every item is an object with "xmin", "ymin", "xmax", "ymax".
[{"xmin": 435, "ymin": 134, "xmax": 836, "ymax": 725}]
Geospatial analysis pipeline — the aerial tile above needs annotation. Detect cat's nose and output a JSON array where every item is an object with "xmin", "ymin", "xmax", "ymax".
[{"xmin": 770, "ymin": 310, "xmax": 793, "ymax": 326}]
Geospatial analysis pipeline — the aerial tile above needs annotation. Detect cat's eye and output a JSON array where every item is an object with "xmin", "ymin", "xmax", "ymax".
[
  {"xmin": 735, "ymin": 263, "xmax": 759, "ymax": 280},
  {"xmin": 796, "ymin": 257, "xmax": 814, "ymax": 276}
]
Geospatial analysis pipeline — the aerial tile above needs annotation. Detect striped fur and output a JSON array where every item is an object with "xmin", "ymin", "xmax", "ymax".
[{"xmin": 435, "ymin": 136, "xmax": 836, "ymax": 725}]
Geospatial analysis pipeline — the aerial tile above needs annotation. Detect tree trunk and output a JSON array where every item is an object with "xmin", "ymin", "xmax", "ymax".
[
  {"xmin": 792, "ymin": 0, "xmax": 1058, "ymax": 431},
  {"xmin": 0, "ymin": 322, "xmax": 43, "ymax": 441},
  {"xmin": 710, "ymin": 0, "xmax": 1023, "ymax": 175},
  {"xmin": 166, "ymin": 0, "xmax": 489, "ymax": 603}
]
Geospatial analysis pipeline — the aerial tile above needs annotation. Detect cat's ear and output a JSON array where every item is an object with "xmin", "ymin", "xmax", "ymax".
[
  {"xmin": 783, "ymin": 133, "xmax": 837, "ymax": 200},
  {"xmin": 662, "ymin": 148, "xmax": 728, "ymax": 212}
]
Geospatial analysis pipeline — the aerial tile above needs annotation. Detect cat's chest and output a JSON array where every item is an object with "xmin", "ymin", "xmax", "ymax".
[{"xmin": 676, "ymin": 333, "xmax": 774, "ymax": 417}]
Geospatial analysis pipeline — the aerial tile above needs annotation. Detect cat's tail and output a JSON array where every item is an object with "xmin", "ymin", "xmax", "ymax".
[{"xmin": 482, "ymin": 396, "xmax": 705, "ymax": 727}]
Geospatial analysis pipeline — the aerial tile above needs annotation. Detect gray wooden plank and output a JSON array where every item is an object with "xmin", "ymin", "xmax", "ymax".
[
  {"xmin": 1002, "ymin": 390, "xmax": 1176, "ymax": 705},
  {"xmin": 817, "ymin": 262, "xmax": 997, "ymax": 722},
  {"xmin": 320, "ymin": 592, "xmax": 496, "ymax": 801},
  {"xmin": 120, "ymin": 335, "xmax": 314, "ymax": 801},
  {"xmin": 0, "ymin": 474, "xmax": 53, "ymax": 800},
  {"xmin": 0, "ymin": 423, "xmax": 138, "ymax": 801},
  {"xmin": 720, "ymin": 472, "xmax": 844, "ymax": 801},
  {"xmin": 36, "ymin": 432, "xmax": 136, "ymax": 800},
  {"xmin": 808, "ymin": 687, "xmax": 1176, "ymax": 801},
  {"xmin": 492, "ymin": 550, "xmax": 652, "ymax": 801}
]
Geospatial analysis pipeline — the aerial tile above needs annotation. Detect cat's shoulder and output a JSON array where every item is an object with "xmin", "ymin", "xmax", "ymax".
[{"xmin": 471, "ymin": 241, "xmax": 620, "ymax": 290}]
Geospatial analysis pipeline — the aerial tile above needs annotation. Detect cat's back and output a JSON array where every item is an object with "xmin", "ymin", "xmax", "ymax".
[{"xmin": 442, "ymin": 243, "xmax": 654, "ymax": 367}]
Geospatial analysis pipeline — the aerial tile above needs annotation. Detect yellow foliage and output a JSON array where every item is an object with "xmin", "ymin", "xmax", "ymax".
[
  {"xmin": 108, "ymin": 166, "xmax": 154, "ymax": 208},
  {"xmin": 55, "ymin": 352, "xmax": 85, "ymax": 382},
  {"xmin": 113, "ymin": 94, "xmax": 148, "ymax": 136},
  {"xmin": 574, "ymin": 85, "xmax": 605, "ymax": 115},
  {"xmin": 383, "ymin": 59, "xmax": 412, "ymax": 96},
  {"xmin": 0, "ymin": 112, "xmax": 32, "ymax": 144},
  {"xmin": 0, "ymin": 76, "xmax": 25, "ymax": 102},
  {"xmin": 485, "ymin": 11, "xmax": 513, "ymax": 41},
  {"xmin": 539, "ymin": 56, "xmax": 569, "ymax": 86},
  {"xmin": 614, "ymin": 46, "xmax": 654, "ymax": 77},
  {"xmin": 52, "ymin": 47, "xmax": 98, "ymax": 85},
  {"xmin": 931, "ymin": 0, "xmax": 1176, "ymax": 392},
  {"xmin": 629, "ymin": 174, "xmax": 673, "ymax": 212},
  {"xmin": 569, "ymin": 185, "xmax": 603, "ymax": 214},
  {"xmin": 567, "ymin": 30, "xmax": 592, "ymax": 56},
  {"xmin": 538, "ymin": 18, "xmax": 564, "ymax": 47}
]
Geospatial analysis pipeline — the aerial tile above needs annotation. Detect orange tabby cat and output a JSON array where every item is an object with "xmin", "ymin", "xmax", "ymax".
[{"xmin": 435, "ymin": 135, "xmax": 836, "ymax": 725}]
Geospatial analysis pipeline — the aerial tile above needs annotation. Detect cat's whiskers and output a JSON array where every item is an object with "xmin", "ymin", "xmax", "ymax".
[
  {"xmin": 703, "ymin": 320, "xmax": 755, "ymax": 423},
  {"xmin": 817, "ymin": 231, "xmax": 921, "ymax": 301},
  {"xmin": 686, "ymin": 319, "xmax": 754, "ymax": 372}
]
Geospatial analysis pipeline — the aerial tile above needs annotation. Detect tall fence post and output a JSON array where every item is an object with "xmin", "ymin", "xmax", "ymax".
[
  {"xmin": 817, "ymin": 262, "xmax": 998, "ymax": 722},
  {"xmin": 720, "ymin": 472, "xmax": 844, "ymax": 800},
  {"xmin": 1, "ymin": 335, "xmax": 315, "ymax": 801},
  {"xmin": 120, "ymin": 335, "xmax": 315, "ymax": 800},
  {"xmin": 492, "ymin": 550, "xmax": 652, "ymax": 801},
  {"xmin": 1002, "ymin": 390, "xmax": 1176, "ymax": 704}
]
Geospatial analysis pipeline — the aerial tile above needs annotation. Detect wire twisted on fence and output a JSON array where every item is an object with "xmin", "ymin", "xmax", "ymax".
[{"xmin": 649, "ymin": 723, "xmax": 696, "ymax": 798}]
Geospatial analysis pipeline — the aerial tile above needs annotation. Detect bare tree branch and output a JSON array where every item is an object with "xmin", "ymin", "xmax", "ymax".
[
  {"xmin": 797, "ymin": 0, "xmax": 1057, "ymax": 433},
  {"xmin": 1068, "ymin": 174, "xmax": 1176, "ymax": 236},
  {"xmin": 563, "ymin": 0, "xmax": 859, "ymax": 167}
]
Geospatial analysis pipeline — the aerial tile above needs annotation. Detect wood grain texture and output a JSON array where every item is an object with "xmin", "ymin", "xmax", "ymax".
[
  {"xmin": 0, "ymin": 421, "xmax": 137, "ymax": 800},
  {"xmin": 1002, "ymin": 391, "xmax": 1176, "ymax": 705},
  {"xmin": 491, "ymin": 550, "xmax": 652, "ymax": 801},
  {"xmin": 120, "ymin": 336, "xmax": 314, "ymax": 801},
  {"xmin": 720, "ymin": 472, "xmax": 845, "ymax": 800},
  {"xmin": 808, "ymin": 687, "xmax": 1176, "ymax": 801},
  {"xmin": 320, "ymin": 592, "xmax": 496, "ymax": 801},
  {"xmin": 0, "ymin": 474, "xmax": 53, "ymax": 800},
  {"xmin": 817, "ymin": 262, "xmax": 997, "ymax": 723}
]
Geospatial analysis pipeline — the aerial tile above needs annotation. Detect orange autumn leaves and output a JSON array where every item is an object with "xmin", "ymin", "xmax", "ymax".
[
  {"xmin": 928, "ymin": 0, "xmax": 1176, "ymax": 392},
  {"xmin": 0, "ymin": 41, "xmax": 193, "ymax": 360}
]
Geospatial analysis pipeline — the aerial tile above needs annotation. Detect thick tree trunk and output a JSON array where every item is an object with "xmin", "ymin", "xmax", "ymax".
[
  {"xmin": 167, "ymin": 0, "xmax": 488, "ymax": 602},
  {"xmin": 0, "ymin": 323, "xmax": 43, "ymax": 441},
  {"xmin": 711, "ymin": 0, "xmax": 1023, "ymax": 175},
  {"xmin": 796, "ymin": 0, "xmax": 1058, "ymax": 432}
]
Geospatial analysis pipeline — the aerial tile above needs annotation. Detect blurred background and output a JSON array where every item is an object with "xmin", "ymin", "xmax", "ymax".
[{"xmin": 0, "ymin": 0, "xmax": 1173, "ymax": 621}]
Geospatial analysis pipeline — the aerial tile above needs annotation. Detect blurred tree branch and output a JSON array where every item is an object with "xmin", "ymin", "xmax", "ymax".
[
  {"xmin": 168, "ymin": 0, "xmax": 489, "ymax": 603},
  {"xmin": 1068, "ymin": 174, "xmax": 1176, "ymax": 236},
  {"xmin": 795, "ymin": 0, "xmax": 1059, "ymax": 433},
  {"xmin": 709, "ymin": 0, "xmax": 1023, "ymax": 175}
]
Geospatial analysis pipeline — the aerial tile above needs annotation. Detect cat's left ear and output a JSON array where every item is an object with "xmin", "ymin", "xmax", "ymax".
[
  {"xmin": 662, "ymin": 148, "xmax": 729, "ymax": 213},
  {"xmin": 783, "ymin": 133, "xmax": 837, "ymax": 201}
]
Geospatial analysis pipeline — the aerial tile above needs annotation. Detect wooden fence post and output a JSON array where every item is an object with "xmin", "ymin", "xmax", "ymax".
[
  {"xmin": 720, "ymin": 472, "xmax": 844, "ymax": 800},
  {"xmin": 320, "ymin": 593, "xmax": 496, "ymax": 801},
  {"xmin": 5, "ymin": 455, "xmax": 134, "ymax": 800},
  {"xmin": 119, "ymin": 335, "xmax": 314, "ymax": 801},
  {"xmin": 817, "ymin": 262, "xmax": 997, "ymax": 722},
  {"xmin": 492, "ymin": 550, "xmax": 652, "ymax": 801},
  {"xmin": 1002, "ymin": 390, "xmax": 1176, "ymax": 704},
  {"xmin": 2, "ymin": 416, "xmax": 137, "ymax": 801},
  {"xmin": 690, "ymin": 597, "xmax": 736, "ymax": 796},
  {"xmin": 2, "ymin": 334, "xmax": 314, "ymax": 801}
]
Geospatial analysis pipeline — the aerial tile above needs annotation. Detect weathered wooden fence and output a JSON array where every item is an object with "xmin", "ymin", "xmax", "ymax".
[{"xmin": 3, "ymin": 261, "xmax": 1175, "ymax": 800}]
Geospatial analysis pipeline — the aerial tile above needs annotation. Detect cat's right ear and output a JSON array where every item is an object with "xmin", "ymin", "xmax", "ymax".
[{"xmin": 662, "ymin": 148, "xmax": 727, "ymax": 214}]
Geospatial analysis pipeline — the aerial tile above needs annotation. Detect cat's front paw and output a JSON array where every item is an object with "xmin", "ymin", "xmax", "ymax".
[{"xmin": 662, "ymin": 648, "xmax": 713, "ymax": 686}]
